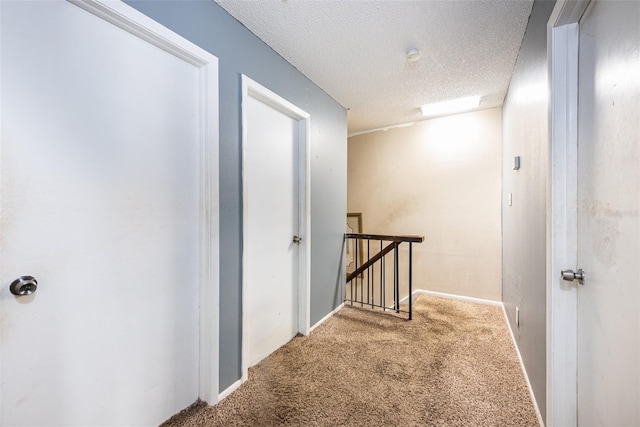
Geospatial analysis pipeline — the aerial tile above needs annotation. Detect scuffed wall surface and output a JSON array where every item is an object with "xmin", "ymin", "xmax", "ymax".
[{"xmin": 348, "ymin": 108, "xmax": 502, "ymax": 301}]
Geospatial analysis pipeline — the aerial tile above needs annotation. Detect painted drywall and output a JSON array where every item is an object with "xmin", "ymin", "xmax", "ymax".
[
  {"xmin": 502, "ymin": 0, "xmax": 556, "ymax": 420},
  {"xmin": 575, "ymin": 1, "xmax": 640, "ymax": 423},
  {"xmin": 125, "ymin": 0, "xmax": 347, "ymax": 392},
  {"xmin": 348, "ymin": 108, "xmax": 502, "ymax": 301}
]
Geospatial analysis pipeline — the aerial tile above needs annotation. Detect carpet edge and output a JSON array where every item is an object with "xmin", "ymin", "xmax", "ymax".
[{"xmin": 502, "ymin": 304, "xmax": 546, "ymax": 427}]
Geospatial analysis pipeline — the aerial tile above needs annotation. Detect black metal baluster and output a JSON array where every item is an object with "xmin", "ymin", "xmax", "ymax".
[
  {"xmin": 367, "ymin": 239, "xmax": 371, "ymax": 307},
  {"xmin": 349, "ymin": 235, "xmax": 353, "ymax": 306},
  {"xmin": 409, "ymin": 242, "xmax": 413, "ymax": 320},
  {"xmin": 380, "ymin": 240, "xmax": 384, "ymax": 307},
  {"xmin": 394, "ymin": 241, "xmax": 399, "ymax": 313},
  {"xmin": 351, "ymin": 236, "xmax": 355, "ymax": 306},
  {"xmin": 381, "ymin": 239, "xmax": 385, "ymax": 312},
  {"xmin": 354, "ymin": 236, "xmax": 359, "ymax": 306},
  {"xmin": 359, "ymin": 238, "xmax": 363, "ymax": 307}
]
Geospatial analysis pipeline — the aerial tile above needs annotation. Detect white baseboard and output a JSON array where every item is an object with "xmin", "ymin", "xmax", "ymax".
[
  {"xmin": 217, "ymin": 378, "xmax": 242, "ymax": 403},
  {"xmin": 404, "ymin": 289, "xmax": 502, "ymax": 306},
  {"xmin": 502, "ymin": 305, "xmax": 545, "ymax": 427},
  {"xmin": 310, "ymin": 302, "xmax": 345, "ymax": 333}
]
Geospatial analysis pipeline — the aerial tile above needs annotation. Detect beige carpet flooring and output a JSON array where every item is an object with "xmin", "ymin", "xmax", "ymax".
[{"xmin": 162, "ymin": 295, "xmax": 539, "ymax": 426}]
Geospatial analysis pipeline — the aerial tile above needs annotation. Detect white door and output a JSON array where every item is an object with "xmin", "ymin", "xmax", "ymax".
[
  {"xmin": 0, "ymin": 1, "xmax": 219, "ymax": 425},
  {"xmin": 243, "ymin": 78, "xmax": 309, "ymax": 371},
  {"xmin": 576, "ymin": 1, "xmax": 640, "ymax": 425}
]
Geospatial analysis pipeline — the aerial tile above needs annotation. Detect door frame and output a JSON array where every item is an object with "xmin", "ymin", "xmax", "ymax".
[
  {"xmin": 62, "ymin": 0, "xmax": 221, "ymax": 404},
  {"xmin": 240, "ymin": 75, "xmax": 311, "ymax": 382},
  {"xmin": 547, "ymin": 1, "xmax": 591, "ymax": 425}
]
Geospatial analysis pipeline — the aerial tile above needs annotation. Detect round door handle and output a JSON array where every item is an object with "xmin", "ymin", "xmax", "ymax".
[
  {"xmin": 561, "ymin": 268, "xmax": 585, "ymax": 285},
  {"xmin": 10, "ymin": 276, "xmax": 38, "ymax": 296}
]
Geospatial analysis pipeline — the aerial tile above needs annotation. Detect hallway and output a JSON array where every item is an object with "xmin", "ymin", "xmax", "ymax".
[{"xmin": 1, "ymin": 1, "xmax": 637, "ymax": 424}]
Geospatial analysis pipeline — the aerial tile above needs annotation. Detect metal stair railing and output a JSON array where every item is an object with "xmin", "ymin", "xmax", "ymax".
[{"xmin": 345, "ymin": 233, "xmax": 424, "ymax": 319}]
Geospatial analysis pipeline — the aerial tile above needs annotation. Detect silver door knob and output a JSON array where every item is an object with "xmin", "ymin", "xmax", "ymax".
[
  {"xmin": 292, "ymin": 236, "xmax": 302, "ymax": 244},
  {"xmin": 561, "ymin": 269, "xmax": 585, "ymax": 285},
  {"xmin": 10, "ymin": 275, "xmax": 38, "ymax": 296}
]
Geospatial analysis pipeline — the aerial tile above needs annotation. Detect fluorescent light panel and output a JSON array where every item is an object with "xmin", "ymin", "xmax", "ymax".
[{"xmin": 421, "ymin": 96, "xmax": 481, "ymax": 117}]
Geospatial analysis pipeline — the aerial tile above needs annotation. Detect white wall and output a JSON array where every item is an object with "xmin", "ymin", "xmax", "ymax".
[{"xmin": 348, "ymin": 108, "xmax": 502, "ymax": 301}]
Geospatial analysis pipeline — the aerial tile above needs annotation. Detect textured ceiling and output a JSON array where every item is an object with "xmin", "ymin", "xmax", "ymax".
[{"xmin": 216, "ymin": 0, "xmax": 534, "ymax": 135}]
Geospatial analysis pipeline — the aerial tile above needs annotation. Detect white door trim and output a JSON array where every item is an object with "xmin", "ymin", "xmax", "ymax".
[
  {"xmin": 68, "ymin": 0, "xmax": 220, "ymax": 404},
  {"xmin": 240, "ymin": 75, "xmax": 311, "ymax": 382},
  {"xmin": 546, "ymin": 1, "xmax": 591, "ymax": 425}
]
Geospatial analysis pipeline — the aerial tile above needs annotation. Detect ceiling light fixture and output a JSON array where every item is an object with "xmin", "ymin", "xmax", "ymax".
[
  {"xmin": 420, "ymin": 95, "xmax": 481, "ymax": 117},
  {"xmin": 406, "ymin": 48, "xmax": 420, "ymax": 62}
]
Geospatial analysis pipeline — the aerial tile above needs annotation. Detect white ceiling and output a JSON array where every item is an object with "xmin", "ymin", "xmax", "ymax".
[{"xmin": 216, "ymin": 0, "xmax": 534, "ymax": 135}]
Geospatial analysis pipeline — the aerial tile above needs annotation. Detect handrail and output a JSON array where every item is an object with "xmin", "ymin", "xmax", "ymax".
[{"xmin": 345, "ymin": 233, "xmax": 424, "ymax": 243}]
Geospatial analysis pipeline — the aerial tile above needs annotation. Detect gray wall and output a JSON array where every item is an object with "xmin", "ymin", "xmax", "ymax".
[
  {"xmin": 126, "ymin": 0, "xmax": 347, "ymax": 392},
  {"xmin": 502, "ymin": 0, "xmax": 555, "ymax": 420}
]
